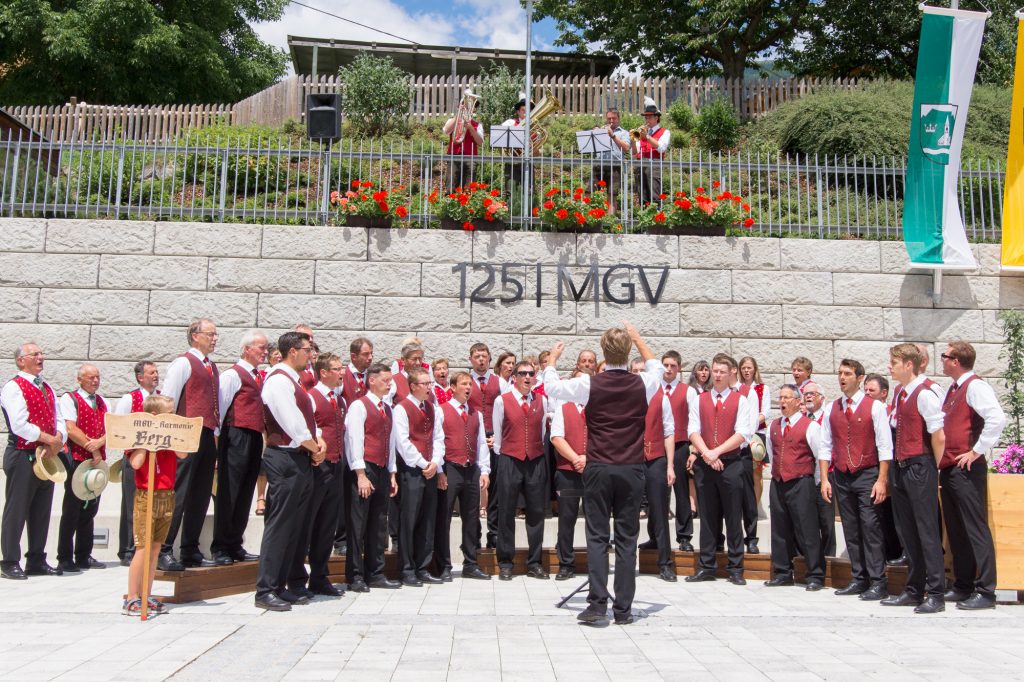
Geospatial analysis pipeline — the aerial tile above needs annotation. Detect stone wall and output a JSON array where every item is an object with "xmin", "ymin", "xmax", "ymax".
[{"xmin": 0, "ymin": 217, "xmax": 1020, "ymax": 407}]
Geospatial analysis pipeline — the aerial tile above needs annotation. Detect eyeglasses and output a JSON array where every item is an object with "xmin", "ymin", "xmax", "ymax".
[
  {"xmin": 297, "ymin": 346, "xmax": 313, "ymax": 353},
  {"xmin": 197, "ymin": 331, "xmax": 219, "ymax": 337},
  {"xmin": 411, "ymin": 380, "xmax": 432, "ymax": 386},
  {"xmin": 516, "ymin": 371, "xmax": 536, "ymax": 377},
  {"xmin": 940, "ymin": 353, "xmax": 956, "ymax": 361},
  {"xmin": 20, "ymin": 352, "xmax": 44, "ymax": 359},
  {"xmin": 803, "ymin": 392, "xmax": 822, "ymax": 398}
]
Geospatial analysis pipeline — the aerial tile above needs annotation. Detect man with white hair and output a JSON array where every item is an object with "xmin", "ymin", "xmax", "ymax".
[
  {"xmin": 211, "ymin": 329, "xmax": 269, "ymax": 566},
  {"xmin": 802, "ymin": 381, "xmax": 837, "ymax": 557}
]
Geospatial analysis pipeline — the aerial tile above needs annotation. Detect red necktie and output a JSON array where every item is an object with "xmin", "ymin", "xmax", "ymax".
[
  {"xmin": 253, "ymin": 369, "xmax": 262, "ymax": 387},
  {"xmin": 716, "ymin": 397, "xmax": 724, "ymax": 410},
  {"xmin": 203, "ymin": 358, "xmax": 213, "ymax": 376},
  {"xmin": 329, "ymin": 393, "xmax": 338, "ymax": 410},
  {"xmin": 521, "ymin": 400, "xmax": 529, "ymax": 415},
  {"xmin": 378, "ymin": 403, "xmax": 386, "ymax": 419},
  {"xmin": 479, "ymin": 377, "xmax": 487, "ymax": 390},
  {"xmin": 420, "ymin": 401, "xmax": 427, "ymax": 415},
  {"xmin": 461, "ymin": 405, "xmax": 469, "ymax": 423},
  {"xmin": 664, "ymin": 385, "xmax": 672, "ymax": 397},
  {"xmin": 845, "ymin": 400, "xmax": 854, "ymax": 420},
  {"xmin": 783, "ymin": 422, "xmax": 790, "ymax": 439}
]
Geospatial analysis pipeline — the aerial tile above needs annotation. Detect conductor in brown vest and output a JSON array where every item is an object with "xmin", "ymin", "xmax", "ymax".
[{"xmin": 542, "ymin": 323, "xmax": 665, "ymax": 626}]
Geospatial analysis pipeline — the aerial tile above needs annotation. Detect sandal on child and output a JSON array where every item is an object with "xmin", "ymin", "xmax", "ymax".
[
  {"xmin": 255, "ymin": 497, "xmax": 266, "ymax": 516},
  {"xmin": 122, "ymin": 598, "xmax": 142, "ymax": 617},
  {"xmin": 147, "ymin": 597, "xmax": 167, "ymax": 614}
]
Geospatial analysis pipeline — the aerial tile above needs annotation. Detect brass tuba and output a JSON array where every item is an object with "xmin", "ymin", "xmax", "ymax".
[
  {"xmin": 527, "ymin": 89, "xmax": 563, "ymax": 155},
  {"xmin": 452, "ymin": 88, "xmax": 480, "ymax": 145}
]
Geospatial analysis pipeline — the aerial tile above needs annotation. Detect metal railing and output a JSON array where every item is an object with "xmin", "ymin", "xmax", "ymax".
[{"xmin": 0, "ymin": 132, "xmax": 1004, "ymax": 240}]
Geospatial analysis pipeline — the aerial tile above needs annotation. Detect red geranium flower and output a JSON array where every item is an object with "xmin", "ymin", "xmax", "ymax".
[
  {"xmin": 556, "ymin": 209, "xmax": 569, "ymax": 220},
  {"xmin": 659, "ymin": 193, "xmax": 668, "ymax": 200},
  {"xmin": 614, "ymin": 224, "xmax": 623, "ymax": 232},
  {"xmin": 351, "ymin": 180, "xmax": 360, "ymax": 188},
  {"xmin": 712, "ymin": 180, "xmax": 721, "ymax": 188},
  {"xmin": 654, "ymin": 211, "xmax": 666, "ymax": 223},
  {"xmin": 696, "ymin": 186, "xmax": 705, "ymax": 193},
  {"xmin": 458, "ymin": 194, "xmax": 469, "ymax": 206},
  {"xmin": 742, "ymin": 203, "xmax": 750, "ymax": 211},
  {"xmin": 491, "ymin": 189, "xmax": 501, "ymax": 197},
  {"xmin": 372, "ymin": 191, "xmax": 387, "ymax": 202},
  {"xmin": 543, "ymin": 200, "xmax": 555, "ymax": 209},
  {"xmin": 681, "ymin": 199, "xmax": 692, "ymax": 210},
  {"xmin": 574, "ymin": 211, "xmax": 585, "ymax": 224},
  {"xmin": 377, "ymin": 201, "xmax": 389, "ymax": 213},
  {"xmin": 588, "ymin": 208, "xmax": 606, "ymax": 219},
  {"xmin": 463, "ymin": 221, "xmax": 475, "ymax": 231},
  {"xmin": 596, "ymin": 180, "xmax": 607, "ymax": 187},
  {"xmin": 546, "ymin": 188, "xmax": 560, "ymax": 197},
  {"xmin": 361, "ymin": 181, "xmax": 372, "ymax": 188},
  {"xmin": 395, "ymin": 206, "xmax": 408, "ymax": 219},
  {"xmin": 427, "ymin": 190, "xmax": 438, "ymax": 204},
  {"xmin": 483, "ymin": 197, "xmax": 493, "ymax": 207},
  {"xmin": 533, "ymin": 207, "xmax": 540, "ymax": 216},
  {"xmin": 743, "ymin": 217, "xmax": 754, "ymax": 228},
  {"xmin": 582, "ymin": 197, "xmax": 591, "ymax": 204}
]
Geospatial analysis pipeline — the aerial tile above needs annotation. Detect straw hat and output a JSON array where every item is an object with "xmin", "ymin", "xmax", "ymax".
[
  {"xmin": 71, "ymin": 459, "xmax": 110, "ymax": 501},
  {"xmin": 32, "ymin": 446, "xmax": 68, "ymax": 483},
  {"xmin": 109, "ymin": 458, "xmax": 125, "ymax": 484},
  {"xmin": 750, "ymin": 436, "xmax": 767, "ymax": 462}
]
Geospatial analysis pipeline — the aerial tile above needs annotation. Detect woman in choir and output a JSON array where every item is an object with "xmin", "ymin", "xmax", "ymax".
[{"xmin": 688, "ymin": 360, "xmax": 711, "ymax": 393}]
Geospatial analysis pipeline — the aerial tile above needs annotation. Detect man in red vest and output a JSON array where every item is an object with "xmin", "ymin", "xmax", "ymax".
[
  {"xmin": 336, "ymin": 336, "xmax": 374, "ymax": 556},
  {"xmin": 468, "ymin": 342, "xmax": 507, "ymax": 548},
  {"xmin": 56, "ymin": 364, "xmax": 108, "ymax": 573},
  {"xmin": 819, "ymin": 359, "xmax": 894, "ymax": 601},
  {"xmin": 159, "ymin": 318, "xmax": 221, "ymax": 571},
  {"xmin": 661, "ymin": 351, "xmax": 697, "ymax": 552},
  {"xmin": 638, "ymin": 372, "xmax": 676, "ymax": 581},
  {"xmin": 442, "ymin": 103, "xmax": 483, "ymax": 191},
  {"xmin": 492, "ymin": 360, "xmax": 549, "ymax": 580},
  {"xmin": 550, "ymin": 370, "xmax": 592, "ymax": 581},
  {"xmin": 633, "ymin": 97, "xmax": 671, "ymax": 206},
  {"xmin": 113, "ymin": 360, "xmax": 159, "ymax": 566},
  {"xmin": 883, "ymin": 343, "xmax": 946, "ymax": 614},
  {"xmin": 344, "ymin": 363, "xmax": 400, "ymax": 592},
  {"xmin": 211, "ymin": 330, "xmax": 268, "ymax": 566},
  {"xmin": 1, "ymin": 342, "xmax": 67, "ymax": 580},
  {"xmin": 291, "ymin": 352, "xmax": 348, "ymax": 598},
  {"xmin": 939, "ymin": 341, "xmax": 1006, "ymax": 610},
  {"xmin": 763, "ymin": 384, "xmax": 825, "ymax": 590},
  {"xmin": 802, "ymin": 380, "xmax": 836, "ymax": 557},
  {"xmin": 255, "ymin": 331, "xmax": 325, "ymax": 611}
]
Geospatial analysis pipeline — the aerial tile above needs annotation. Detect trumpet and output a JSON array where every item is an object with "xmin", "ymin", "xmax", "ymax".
[
  {"xmin": 630, "ymin": 125, "xmax": 649, "ymax": 141},
  {"xmin": 452, "ymin": 88, "xmax": 480, "ymax": 145}
]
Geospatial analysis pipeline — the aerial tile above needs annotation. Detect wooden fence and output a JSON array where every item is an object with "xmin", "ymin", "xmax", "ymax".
[{"xmin": 2, "ymin": 75, "xmax": 861, "ymax": 141}]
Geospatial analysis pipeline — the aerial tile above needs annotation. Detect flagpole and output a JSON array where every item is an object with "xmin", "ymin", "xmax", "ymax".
[{"xmin": 524, "ymin": 0, "xmax": 533, "ymax": 229}]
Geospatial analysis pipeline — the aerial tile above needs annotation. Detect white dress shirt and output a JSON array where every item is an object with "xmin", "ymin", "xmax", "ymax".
[
  {"xmin": 765, "ymin": 413, "xmax": 822, "ymax": 460},
  {"xmin": 393, "ymin": 396, "xmax": 443, "ymax": 469},
  {"xmin": 0, "ymin": 371, "xmax": 68, "ymax": 444},
  {"xmin": 947, "ymin": 371, "xmax": 1007, "ymax": 454},
  {"xmin": 470, "ymin": 369, "xmax": 511, "ymax": 395},
  {"xmin": 897, "ymin": 375, "xmax": 945, "ymax": 435},
  {"xmin": 686, "ymin": 386, "xmax": 755, "ymax": 443},
  {"xmin": 218, "ymin": 358, "xmax": 257, "ymax": 428},
  {"xmin": 260, "ymin": 363, "xmax": 320, "ymax": 449},
  {"xmin": 162, "ymin": 347, "xmax": 219, "ymax": 436},
  {"xmin": 541, "ymin": 359, "xmax": 666, "ymax": 406},
  {"xmin": 432, "ymin": 398, "xmax": 490, "ymax": 475},
  {"xmin": 635, "ymin": 124, "xmax": 671, "ymax": 154},
  {"xmin": 491, "ymin": 389, "xmax": 549, "ymax": 454},
  {"xmin": 59, "ymin": 388, "xmax": 106, "ymax": 423},
  {"xmin": 740, "ymin": 382, "xmax": 772, "ymax": 434},
  {"xmin": 819, "ymin": 390, "xmax": 894, "ymax": 463},
  {"xmin": 344, "ymin": 392, "xmax": 397, "ymax": 473},
  {"xmin": 114, "ymin": 387, "xmax": 152, "ymax": 415}
]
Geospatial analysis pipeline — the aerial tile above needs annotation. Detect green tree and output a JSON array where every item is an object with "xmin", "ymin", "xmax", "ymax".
[
  {"xmin": 477, "ymin": 61, "xmax": 523, "ymax": 128},
  {"xmin": 338, "ymin": 54, "xmax": 412, "ymax": 138},
  {"xmin": 0, "ymin": 0, "xmax": 288, "ymax": 105},
  {"xmin": 530, "ymin": 0, "xmax": 813, "ymax": 80}
]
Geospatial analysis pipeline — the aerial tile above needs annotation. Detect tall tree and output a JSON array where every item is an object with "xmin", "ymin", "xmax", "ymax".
[
  {"xmin": 530, "ymin": 0, "xmax": 813, "ymax": 80},
  {"xmin": 0, "ymin": 0, "xmax": 289, "ymax": 104}
]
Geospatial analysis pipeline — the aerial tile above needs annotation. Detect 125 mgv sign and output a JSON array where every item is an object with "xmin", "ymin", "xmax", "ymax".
[{"xmin": 452, "ymin": 262, "xmax": 669, "ymax": 306}]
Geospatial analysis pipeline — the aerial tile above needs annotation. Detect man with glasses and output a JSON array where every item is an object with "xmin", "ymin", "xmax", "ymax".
[
  {"xmin": 255, "ymin": 331, "xmax": 325, "ymax": 611},
  {"xmin": 802, "ymin": 381, "xmax": 836, "ymax": 557},
  {"xmin": 591, "ymin": 109, "xmax": 632, "ymax": 214},
  {"xmin": 159, "ymin": 318, "xmax": 221, "ymax": 571},
  {"xmin": 211, "ymin": 330, "xmax": 269, "ymax": 567}
]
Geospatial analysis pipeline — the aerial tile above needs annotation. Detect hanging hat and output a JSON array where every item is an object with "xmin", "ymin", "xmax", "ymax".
[
  {"xmin": 749, "ymin": 436, "xmax": 767, "ymax": 462},
  {"xmin": 109, "ymin": 458, "xmax": 123, "ymax": 484},
  {"xmin": 32, "ymin": 446, "xmax": 68, "ymax": 483},
  {"xmin": 642, "ymin": 96, "xmax": 661, "ymax": 116},
  {"xmin": 71, "ymin": 459, "xmax": 110, "ymax": 501}
]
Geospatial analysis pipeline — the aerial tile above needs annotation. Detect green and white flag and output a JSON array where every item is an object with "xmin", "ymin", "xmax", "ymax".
[{"xmin": 903, "ymin": 4, "xmax": 989, "ymax": 268}]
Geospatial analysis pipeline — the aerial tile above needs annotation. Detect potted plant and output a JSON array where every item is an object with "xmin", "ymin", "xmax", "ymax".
[
  {"xmin": 535, "ymin": 185, "xmax": 615, "ymax": 233},
  {"xmin": 331, "ymin": 180, "xmax": 409, "ymax": 228},
  {"xmin": 636, "ymin": 181, "xmax": 754, "ymax": 236},
  {"xmin": 428, "ymin": 182, "xmax": 510, "ymax": 231}
]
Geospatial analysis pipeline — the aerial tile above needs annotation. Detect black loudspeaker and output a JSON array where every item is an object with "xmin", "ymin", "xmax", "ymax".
[{"xmin": 306, "ymin": 93, "xmax": 341, "ymax": 141}]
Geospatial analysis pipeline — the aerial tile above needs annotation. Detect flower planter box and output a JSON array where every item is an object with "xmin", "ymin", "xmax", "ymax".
[
  {"xmin": 440, "ymin": 218, "xmax": 506, "ymax": 232},
  {"xmin": 344, "ymin": 216, "xmax": 393, "ymax": 229},
  {"xmin": 545, "ymin": 223, "xmax": 605, "ymax": 234},
  {"xmin": 646, "ymin": 224, "xmax": 726, "ymax": 237},
  {"xmin": 988, "ymin": 472, "xmax": 1024, "ymax": 590}
]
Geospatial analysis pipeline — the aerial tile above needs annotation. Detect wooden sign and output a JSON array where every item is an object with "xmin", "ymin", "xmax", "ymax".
[{"xmin": 104, "ymin": 413, "xmax": 203, "ymax": 453}]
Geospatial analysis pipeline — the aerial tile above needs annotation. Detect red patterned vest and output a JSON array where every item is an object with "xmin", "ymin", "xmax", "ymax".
[
  {"xmin": 310, "ymin": 388, "xmax": 346, "ymax": 464},
  {"xmin": 557, "ymin": 403, "xmax": 587, "ymax": 472},
  {"xmin": 469, "ymin": 373, "xmax": 502, "ymax": 433},
  {"xmin": 342, "ymin": 367, "xmax": 367, "ymax": 405},
  {"xmin": 698, "ymin": 390, "xmax": 742, "ymax": 458},
  {"xmin": 499, "ymin": 391, "xmax": 544, "ymax": 461},
  {"xmin": 895, "ymin": 383, "xmax": 932, "ymax": 461},
  {"xmin": 177, "ymin": 352, "xmax": 219, "ymax": 430},
  {"xmin": 664, "ymin": 383, "xmax": 689, "ymax": 444},
  {"xmin": 827, "ymin": 396, "xmax": 880, "ymax": 474},
  {"xmin": 433, "ymin": 384, "xmax": 454, "ymax": 405},
  {"xmin": 7, "ymin": 376, "xmax": 57, "ymax": 450},
  {"xmin": 769, "ymin": 416, "xmax": 816, "ymax": 482},
  {"xmin": 264, "ymin": 369, "xmax": 316, "ymax": 449},
  {"xmin": 225, "ymin": 364, "xmax": 265, "ymax": 433},
  {"xmin": 129, "ymin": 388, "xmax": 146, "ymax": 413},
  {"xmin": 298, "ymin": 366, "xmax": 316, "ymax": 391},
  {"xmin": 359, "ymin": 396, "xmax": 392, "ymax": 468},
  {"xmin": 941, "ymin": 374, "xmax": 985, "ymax": 470},
  {"xmin": 440, "ymin": 401, "xmax": 480, "ymax": 466},
  {"xmin": 392, "ymin": 373, "xmax": 410, "ymax": 406},
  {"xmin": 637, "ymin": 126, "xmax": 667, "ymax": 159},
  {"xmin": 447, "ymin": 119, "xmax": 480, "ymax": 156},
  {"xmin": 68, "ymin": 391, "xmax": 108, "ymax": 462},
  {"xmin": 399, "ymin": 398, "xmax": 435, "ymax": 462},
  {"xmin": 644, "ymin": 396, "xmax": 667, "ymax": 461}
]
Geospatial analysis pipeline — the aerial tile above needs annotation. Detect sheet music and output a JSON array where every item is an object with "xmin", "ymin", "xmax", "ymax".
[
  {"xmin": 490, "ymin": 125, "xmax": 526, "ymax": 149},
  {"xmin": 576, "ymin": 130, "xmax": 612, "ymax": 154}
]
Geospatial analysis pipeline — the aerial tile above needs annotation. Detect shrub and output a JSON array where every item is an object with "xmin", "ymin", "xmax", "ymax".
[
  {"xmin": 338, "ymin": 54, "xmax": 412, "ymax": 138},
  {"xmin": 478, "ymin": 61, "xmax": 524, "ymax": 128},
  {"xmin": 667, "ymin": 98, "xmax": 697, "ymax": 134},
  {"xmin": 695, "ymin": 98, "xmax": 740, "ymax": 151}
]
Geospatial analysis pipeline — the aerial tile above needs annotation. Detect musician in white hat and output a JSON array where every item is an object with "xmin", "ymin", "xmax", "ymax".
[{"xmin": 634, "ymin": 96, "xmax": 671, "ymax": 206}]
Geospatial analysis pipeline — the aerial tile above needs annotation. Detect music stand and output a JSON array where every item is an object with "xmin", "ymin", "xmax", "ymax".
[
  {"xmin": 490, "ymin": 125, "xmax": 526, "ymax": 151},
  {"xmin": 576, "ymin": 130, "xmax": 612, "ymax": 155},
  {"xmin": 553, "ymin": 487, "xmax": 615, "ymax": 609}
]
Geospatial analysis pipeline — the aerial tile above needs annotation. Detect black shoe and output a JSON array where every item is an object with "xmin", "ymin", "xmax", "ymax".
[
  {"xmin": 333, "ymin": 543, "xmax": 347, "ymax": 557},
  {"xmin": 614, "ymin": 613, "xmax": 634, "ymax": 625},
  {"xmin": 157, "ymin": 553, "xmax": 184, "ymax": 572},
  {"xmin": 659, "ymin": 566, "xmax": 677, "ymax": 582},
  {"xmin": 764, "ymin": 575, "xmax": 794, "ymax": 587},
  {"xmin": 440, "ymin": 568, "xmax": 454, "ymax": 582},
  {"xmin": 526, "ymin": 565, "xmax": 548, "ymax": 579},
  {"xmin": 25, "ymin": 562, "xmax": 62, "ymax": 576},
  {"xmin": 211, "ymin": 553, "xmax": 234, "ymax": 567},
  {"xmin": 716, "ymin": 545, "xmax": 725, "ymax": 553},
  {"xmin": 914, "ymin": 596, "xmax": 945, "ymax": 614},
  {"xmin": 309, "ymin": 582, "xmax": 343, "ymax": 597},
  {"xmin": 1, "ymin": 564, "xmax": 27, "ymax": 580},
  {"xmin": 78, "ymin": 556, "xmax": 105, "ymax": 570},
  {"xmin": 886, "ymin": 554, "xmax": 908, "ymax": 567},
  {"xmin": 859, "ymin": 582, "xmax": 889, "ymax": 601},
  {"xmin": 957, "ymin": 593, "xmax": 996, "ymax": 610},
  {"xmin": 805, "ymin": 581, "xmax": 824, "ymax": 592},
  {"xmin": 881, "ymin": 591, "xmax": 922, "ymax": 607},
  {"xmin": 555, "ymin": 568, "xmax": 575, "ymax": 581},
  {"xmin": 348, "ymin": 579, "xmax": 369, "ymax": 593},
  {"xmin": 679, "ymin": 541, "xmax": 694, "ymax": 552},
  {"xmin": 57, "ymin": 560, "xmax": 82, "ymax": 574},
  {"xmin": 368, "ymin": 576, "xmax": 401, "ymax": 589},
  {"xmin": 943, "ymin": 588, "xmax": 973, "ymax": 602},
  {"xmin": 401, "ymin": 575, "xmax": 424, "ymax": 587},
  {"xmin": 834, "ymin": 582, "xmax": 868, "ymax": 596},
  {"xmin": 685, "ymin": 569, "xmax": 717, "ymax": 583},
  {"xmin": 498, "ymin": 567, "xmax": 513, "ymax": 581},
  {"xmin": 291, "ymin": 586, "xmax": 315, "ymax": 600},
  {"xmin": 255, "ymin": 594, "xmax": 291, "ymax": 611},
  {"xmin": 181, "ymin": 553, "xmax": 216, "ymax": 568},
  {"xmin": 577, "ymin": 603, "xmax": 608, "ymax": 624},
  {"xmin": 463, "ymin": 566, "xmax": 490, "ymax": 580},
  {"xmin": 745, "ymin": 542, "xmax": 760, "ymax": 554},
  {"xmin": 727, "ymin": 572, "xmax": 746, "ymax": 586},
  {"xmin": 637, "ymin": 539, "xmax": 657, "ymax": 551},
  {"xmin": 417, "ymin": 571, "xmax": 443, "ymax": 585},
  {"xmin": 119, "ymin": 554, "xmax": 134, "ymax": 567},
  {"xmin": 277, "ymin": 589, "xmax": 310, "ymax": 605},
  {"xmin": 231, "ymin": 550, "xmax": 259, "ymax": 562}
]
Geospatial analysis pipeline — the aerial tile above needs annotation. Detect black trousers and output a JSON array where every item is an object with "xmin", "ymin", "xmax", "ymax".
[
  {"xmin": 289, "ymin": 459, "xmax": 342, "ymax": 589},
  {"xmin": 211, "ymin": 425, "xmax": 263, "ymax": 557},
  {"xmin": 438, "ymin": 462, "xmax": 482, "ymax": 570},
  {"xmin": 672, "ymin": 443, "xmax": 693, "ymax": 544},
  {"xmin": 333, "ymin": 459, "xmax": 348, "ymax": 551},
  {"xmin": 255, "ymin": 446, "xmax": 313, "ymax": 599},
  {"xmin": 816, "ymin": 487, "xmax": 837, "ymax": 557},
  {"xmin": 643, "ymin": 456, "xmax": 672, "ymax": 568},
  {"xmin": 831, "ymin": 467, "xmax": 886, "ymax": 584},
  {"xmin": 878, "ymin": 497, "xmax": 904, "ymax": 561},
  {"xmin": 555, "ymin": 469, "xmax": 583, "ymax": 570},
  {"xmin": 496, "ymin": 453, "xmax": 547, "ymax": 570},
  {"xmin": 1, "ymin": 445, "xmax": 54, "ymax": 567},
  {"xmin": 693, "ymin": 455, "xmax": 745, "ymax": 572},
  {"xmin": 740, "ymin": 446, "xmax": 759, "ymax": 544},
  {"xmin": 485, "ymin": 439, "xmax": 498, "ymax": 547},
  {"xmin": 162, "ymin": 427, "xmax": 217, "ymax": 557},
  {"xmin": 583, "ymin": 462, "xmax": 644, "ymax": 618},
  {"xmin": 346, "ymin": 462, "xmax": 390, "ymax": 583},
  {"xmin": 397, "ymin": 461, "xmax": 438, "ymax": 577},
  {"xmin": 940, "ymin": 462, "xmax": 997, "ymax": 598},
  {"xmin": 769, "ymin": 476, "xmax": 825, "ymax": 582},
  {"xmin": 117, "ymin": 457, "xmax": 136, "ymax": 560},
  {"xmin": 891, "ymin": 456, "xmax": 944, "ymax": 598},
  {"xmin": 56, "ymin": 451, "xmax": 100, "ymax": 563},
  {"xmin": 633, "ymin": 163, "xmax": 662, "ymax": 206},
  {"xmin": 387, "ymin": 494, "xmax": 400, "ymax": 546}
]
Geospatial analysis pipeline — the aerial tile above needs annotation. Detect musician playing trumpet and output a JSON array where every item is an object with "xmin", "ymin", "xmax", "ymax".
[
  {"xmin": 442, "ymin": 90, "xmax": 483, "ymax": 192},
  {"xmin": 634, "ymin": 97, "xmax": 671, "ymax": 206},
  {"xmin": 592, "ymin": 108, "xmax": 632, "ymax": 215}
]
